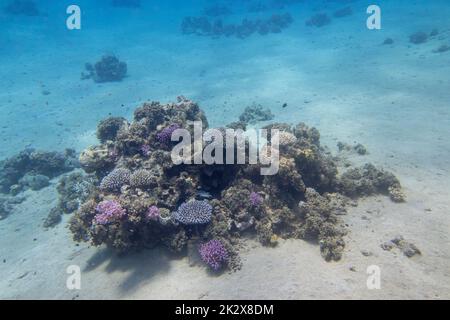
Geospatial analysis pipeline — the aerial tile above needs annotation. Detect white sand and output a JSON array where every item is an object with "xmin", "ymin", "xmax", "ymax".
[{"xmin": 0, "ymin": 1, "xmax": 449, "ymax": 299}]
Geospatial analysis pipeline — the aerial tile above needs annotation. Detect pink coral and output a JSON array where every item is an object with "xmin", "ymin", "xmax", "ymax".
[
  {"xmin": 146, "ymin": 205, "xmax": 160, "ymax": 221},
  {"xmin": 94, "ymin": 200, "xmax": 126, "ymax": 225}
]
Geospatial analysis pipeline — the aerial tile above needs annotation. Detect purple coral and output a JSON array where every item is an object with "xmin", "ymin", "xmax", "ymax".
[
  {"xmin": 94, "ymin": 200, "xmax": 126, "ymax": 225},
  {"xmin": 250, "ymin": 192, "xmax": 263, "ymax": 207},
  {"xmin": 173, "ymin": 200, "xmax": 212, "ymax": 225},
  {"xmin": 146, "ymin": 205, "xmax": 160, "ymax": 221},
  {"xmin": 157, "ymin": 124, "xmax": 181, "ymax": 145},
  {"xmin": 140, "ymin": 144, "xmax": 151, "ymax": 157},
  {"xmin": 199, "ymin": 239, "xmax": 229, "ymax": 271}
]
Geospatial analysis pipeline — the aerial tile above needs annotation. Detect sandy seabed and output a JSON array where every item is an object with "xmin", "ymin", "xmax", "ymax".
[{"xmin": 0, "ymin": 1, "xmax": 449, "ymax": 299}]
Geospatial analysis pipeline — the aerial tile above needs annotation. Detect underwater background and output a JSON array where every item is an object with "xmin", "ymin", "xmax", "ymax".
[{"xmin": 0, "ymin": 0, "xmax": 450, "ymax": 299}]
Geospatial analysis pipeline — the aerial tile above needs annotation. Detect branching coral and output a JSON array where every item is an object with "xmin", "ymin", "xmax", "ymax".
[
  {"xmin": 94, "ymin": 200, "xmax": 126, "ymax": 225},
  {"xmin": 199, "ymin": 239, "xmax": 229, "ymax": 271}
]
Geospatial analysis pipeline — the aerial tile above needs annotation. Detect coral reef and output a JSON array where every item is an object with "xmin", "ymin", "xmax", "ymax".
[
  {"xmin": 4, "ymin": 0, "xmax": 39, "ymax": 16},
  {"xmin": 181, "ymin": 13, "xmax": 293, "ymax": 39},
  {"xmin": 174, "ymin": 200, "xmax": 213, "ymax": 225},
  {"xmin": 239, "ymin": 104, "xmax": 274, "ymax": 124},
  {"xmin": 249, "ymin": 192, "xmax": 264, "ymax": 207},
  {"xmin": 157, "ymin": 124, "xmax": 181, "ymax": 145},
  {"xmin": 94, "ymin": 200, "xmax": 127, "ymax": 225},
  {"xmin": 69, "ymin": 98, "xmax": 404, "ymax": 272},
  {"xmin": 100, "ymin": 168, "xmax": 131, "ymax": 192},
  {"xmin": 97, "ymin": 117, "xmax": 128, "ymax": 143},
  {"xmin": 0, "ymin": 149, "xmax": 78, "ymax": 195},
  {"xmin": 338, "ymin": 164, "xmax": 405, "ymax": 202},
  {"xmin": 18, "ymin": 173, "xmax": 49, "ymax": 191},
  {"xmin": 82, "ymin": 55, "xmax": 128, "ymax": 83},
  {"xmin": 43, "ymin": 172, "xmax": 97, "ymax": 228}
]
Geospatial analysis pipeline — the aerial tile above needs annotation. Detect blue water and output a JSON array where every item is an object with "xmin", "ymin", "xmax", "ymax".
[
  {"xmin": 1, "ymin": 0, "xmax": 450, "ymax": 299},
  {"xmin": 1, "ymin": 0, "xmax": 449, "ymax": 157}
]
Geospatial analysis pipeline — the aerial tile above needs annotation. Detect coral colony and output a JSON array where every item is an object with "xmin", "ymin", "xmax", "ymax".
[
  {"xmin": 199, "ymin": 240, "xmax": 229, "ymax": 271},
  {"xmin": 157, "ymin": 124, "xmax": 181, "ymax": 145},
  {"xmin": 173, "ymin": 200, "xmax": 213, "ymax": 225},
  {"xmin": 94, "ymin": 200, "xmax": 126, "ymax": 225},
  {"xmin": 250, "ymin": 192, "xmax": 264, "ymax": 207},
  {"xmin": 82, "ymin": 55, "xmax": 128, "ymax": 83},
  {"xmin": 70, "ymin": 97, "xmax": 405, "ymax": 271},
  {"xmin": 146, "ymin": 205, "xmax": 160, "ymax": 221}
]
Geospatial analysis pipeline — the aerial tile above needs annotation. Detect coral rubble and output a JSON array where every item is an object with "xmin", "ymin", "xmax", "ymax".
[
  {"xmin": 69, "ymin": 97, "xmax": 405, "ymax": 271},
  {"xmin": 381, "ymin": 235, "xmax": 421, "ymax": 258}
]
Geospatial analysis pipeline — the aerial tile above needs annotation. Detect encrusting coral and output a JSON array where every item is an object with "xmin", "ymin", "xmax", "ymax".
[{"xmin": 69, "ymin": 97, "xmax": 405, "ymax": 272}]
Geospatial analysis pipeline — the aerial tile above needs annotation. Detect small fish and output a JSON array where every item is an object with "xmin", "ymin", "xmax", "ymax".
[
  {"xmin": 282, "ymin": 103, "xmax": 288, "ymax": 108},
  {"xmin": 196, "ymin": 190, "xmax": 213, "ymax": 200}
]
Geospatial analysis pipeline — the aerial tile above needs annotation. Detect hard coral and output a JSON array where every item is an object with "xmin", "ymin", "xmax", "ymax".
[
  {"xmin": 157, "ymin": 124, "xmax": 181, "ymax": 145},
  {"xmin": 129, "ymin": 169, "xmax": 156, "ymax": 188},
  {"xmin": 199, "ymin": 239, "xmax": 229, "ymax": 270},
  {"xmin": 173, "ymin": 200, "xmax": 213, "ymax": 225},
  {"xmin": 97, "ymin": 117, "xmax": 128, "ymax": 143},
  {"xmin": 94, "ymin": 200, "xmax": 126, "ymax": 225},
  {"xmin": 100, "ymin": 168, "xmax": 131, "ymax": 192},
  {"xmin": 83, "ymin": 55, "xmax": 127, "ymax": 83},
  {"xmin": 70, "ymin": 98, "xmax": 404, "ymax": 271}
]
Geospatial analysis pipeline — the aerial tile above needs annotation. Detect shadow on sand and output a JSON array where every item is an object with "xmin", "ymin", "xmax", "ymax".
[{"xmin": 82, "ymin": 246, "xmax": 185, "ymax": 295}]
